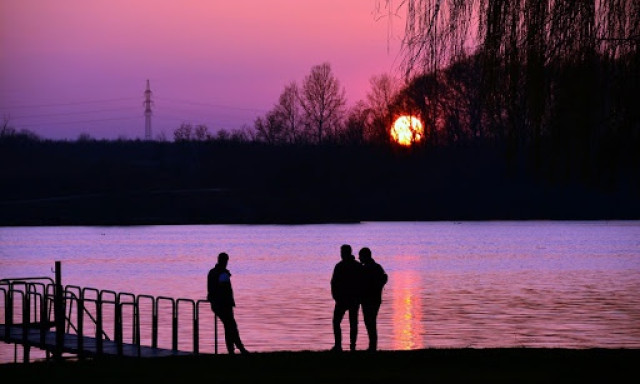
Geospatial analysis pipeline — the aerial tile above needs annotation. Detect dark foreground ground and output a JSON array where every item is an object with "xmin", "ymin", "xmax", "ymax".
[{"xmin": 1, "ymin": 348, "xmax": 638, "ymax": 383}]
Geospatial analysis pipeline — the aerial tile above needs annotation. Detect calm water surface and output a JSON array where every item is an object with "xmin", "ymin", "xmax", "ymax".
[{"xmin": 1, "ymin": 221, "xmax": 639, "ymax": 362}]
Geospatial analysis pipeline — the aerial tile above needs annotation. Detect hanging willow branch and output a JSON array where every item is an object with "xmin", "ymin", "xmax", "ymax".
[{"xmin": 383, "ymin": 0, "xmax": 639, "ymax": 77}]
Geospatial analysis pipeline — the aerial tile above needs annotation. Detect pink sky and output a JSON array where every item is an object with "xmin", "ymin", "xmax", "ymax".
[{"xmin": 0, "ymin": 0, "xmax": 405, "ymax": 140}]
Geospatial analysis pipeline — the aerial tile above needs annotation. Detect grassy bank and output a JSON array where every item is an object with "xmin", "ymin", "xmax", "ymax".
[{"xmin": 1, "ymin": 348, "xmax": 637, "ymax": 383}]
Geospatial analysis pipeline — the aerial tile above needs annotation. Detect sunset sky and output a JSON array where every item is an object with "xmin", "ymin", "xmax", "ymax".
[{"xmin": 0, "ymin": 0, "xmax": 405, "ymax": 140}]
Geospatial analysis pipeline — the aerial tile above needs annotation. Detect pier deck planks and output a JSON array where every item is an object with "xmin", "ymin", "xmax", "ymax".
[{"xmin": 0, "ymin": 324, "xmax": 191, "ymax": 358}]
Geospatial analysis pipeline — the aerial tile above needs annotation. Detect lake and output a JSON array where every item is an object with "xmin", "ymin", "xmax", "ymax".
[{"xmin": 1, "ymin": 221, "xmax": 639, "ymax": 362}]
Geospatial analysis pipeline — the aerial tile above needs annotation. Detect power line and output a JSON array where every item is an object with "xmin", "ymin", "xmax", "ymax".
[
  {"xmin": 0, "ymin": 97, "xmax": 139, "ymax": 110},
  {"xmin": 2, "ymin": 90, "xmax": 265, "ymax": 134},
  {"xmin": 154, "ymin": 96, "xmax": 268, "ymax": 113},
  {"xmin": 10, "ymin": 107, "xmax": 140, "ymax": 120},
  {"xmin": 15, "ymin": 116, "xmax": 140, "ymax": 128},
  {"xmin": 2, "ymin": 96, "xmax": 267, "ymax": 114},
  {"xmin": 153, "ymin": 114, "xmax": 253, "ymax": 128},
  {"xmin": 155, "ymin": 104, "xmax": 260, "ymax": 120},
  {"xmin": 2, "ymin": 97, "xmax": 267, "ymax": 116}
]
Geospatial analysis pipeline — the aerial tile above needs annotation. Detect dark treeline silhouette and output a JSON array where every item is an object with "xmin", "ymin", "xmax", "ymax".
[{"xmin": 1, "ymin": 136, "xmax": 637, "ymax": 225}]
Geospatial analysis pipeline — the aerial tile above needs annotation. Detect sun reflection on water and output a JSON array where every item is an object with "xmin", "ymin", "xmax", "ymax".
[{"xmin": 392, "ymin": 270, "xmax": 424, "ymax": 350}]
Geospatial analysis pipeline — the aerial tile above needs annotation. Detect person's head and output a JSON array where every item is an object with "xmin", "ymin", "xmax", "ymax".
[
  {"xmin": 358, "ymin": 247, "xmax": 372, "ymax": 263},
  {"xmin": 340, "ymin": 244, "xmax": 352, "ymax": 260},
  {"xmin": 217, "ymin": 252, "xmax": 229, "ymax": 267}
]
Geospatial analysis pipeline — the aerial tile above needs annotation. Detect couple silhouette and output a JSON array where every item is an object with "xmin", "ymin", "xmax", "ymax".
[{"xmin": 331, "ymin": 244, "xmax": 388, "ymax": 352}]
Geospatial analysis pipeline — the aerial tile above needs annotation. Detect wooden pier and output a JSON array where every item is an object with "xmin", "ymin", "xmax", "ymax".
[
  {"xmin": 0, "ymin": 324, "xmax": 191, "ymax": 358},
  {"xmin": 1, "ymin": 262, "xmax": 218, "ymax": 363}
]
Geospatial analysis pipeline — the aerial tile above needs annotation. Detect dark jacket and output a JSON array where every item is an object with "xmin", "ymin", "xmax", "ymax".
[
  {"xmin": 361, "ymin": 260, "xmax": 387, "ymax": 304},
  {"xmin": 331, "ymin": 256, "xmax": 362, "ymax": 305},
  {"xmin": 207, "ymin": 264, "xmax": 235, "ymax": 309}
]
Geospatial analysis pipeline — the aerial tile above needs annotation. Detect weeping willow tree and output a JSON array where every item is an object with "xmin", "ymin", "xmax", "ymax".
[
  {"xmin": 383, "ymin": 0, "xmax": 638, "ymax": 77},
  {"xmin": 381, "ymin": 0, "xmax": 639, "ymax": 182}
]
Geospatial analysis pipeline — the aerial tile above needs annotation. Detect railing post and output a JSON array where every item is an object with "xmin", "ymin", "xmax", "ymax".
[
  {"xmin": 39, "ymin": 289, "xmax": 47, "ymax": 347},
  {"xmin": 115, "ymin": 301, "xmax": 123, "ymax": 356},
  {"xmin": 22, "ymin": 290, "xmax": 30, "ymax": 363},
  {"xmin": 0, "ymin": 287, "xmax": 7, "ymax": 340},
  {"xmin": 77, "ymin": 296, "xmax": 84, "ymax": 360},
  {"xmin": 133, "ymin": 303, "xmax": 138, "ymax": 346},
  {"xmin": 54, "ymin": 261, "xmax": 64, "ymax": 360},
  {"xmin": 45, "ymin": 284, "xmax": 53, "ymax": 361},
  {"xmin": 4, "ymin": 286, "xmax": 12, "ymax": 340},
  {"xmin": 172, "ymin": 309, "xmax": 178, "ymax": 352},
  {"xmin": 152, "ymin": 305, "xmax": 158, "ymax": 349},
  {"xmin": 135, "ymin": 294, "xmax": 153, "ymax": 357},
  {"xmin": 193, "ymin": 305, "xmax": 199, "ymax": 355},
  {"xmin": 96, "ymin": 295, "xmax": 103, "ymax": 356},
  {"xmin": 135, "ymin": 302, "xmax": 141, "ymax": 357},
  {"xmin": 7, "ymin": 285, "xmax": 13, "ymax": 330}
]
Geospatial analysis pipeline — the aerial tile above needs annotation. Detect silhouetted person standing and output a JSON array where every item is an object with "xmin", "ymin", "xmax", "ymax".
[
  {"xmin": 207, "ymin": 252, "xmax": 249, "ymax": 354},
  {"xmin": 358, "ymin": 247, "xmax": 387, "ymax": 351},
  {"xmin": 330, "ymin": 244, "xmax": 362, "ymax": 351}
]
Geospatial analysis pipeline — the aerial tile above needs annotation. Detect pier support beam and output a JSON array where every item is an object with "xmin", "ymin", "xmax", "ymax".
[{"xmin": 54, "ymin": 261, "xmax": 64, "ymax": 360}]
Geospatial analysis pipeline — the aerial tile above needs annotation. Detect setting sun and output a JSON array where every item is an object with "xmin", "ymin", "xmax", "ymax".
[{"xmin": 391, "ymin": 115, "xmax": 424, "ymax": 146}]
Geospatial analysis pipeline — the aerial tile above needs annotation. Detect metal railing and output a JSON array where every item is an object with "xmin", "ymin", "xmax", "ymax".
[
  {"xmin": 1, "ymin": 277, "xmax": 54, "ymax": 362},
  {"xmin": 1, "ymin": 276, "xmax": 218, "ymax": 362}
]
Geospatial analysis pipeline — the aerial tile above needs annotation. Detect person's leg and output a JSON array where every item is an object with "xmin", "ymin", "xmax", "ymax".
[
  {"xmin": 362, "ymin": 302, "xmax": 380, "ymax": 351},
  {"xmin": 348, "ymin": 303, "xmax": 359, "ymax": 351},
  {"xmin": 332, "ymin": 303, "xmax": 347, "ymax": 350},
  {"xmin": 362, "ymin": 303, "xmax": 372, "ymax": 348},
  {"xmin": 215, "ymin": 307, "xmax": 237, "ymax": 354},
  {"xmin": 227, "ymin": 308, "xmax": 248, "ymax": 353},
  {"xmin": 215, "ymin": 308, "xmax": 235, "ymax": 354}
]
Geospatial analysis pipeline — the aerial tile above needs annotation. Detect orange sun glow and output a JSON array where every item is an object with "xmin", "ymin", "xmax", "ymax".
[{"xmin": 391, "ymin": 115, "xmax": 424, "ymax": 146}]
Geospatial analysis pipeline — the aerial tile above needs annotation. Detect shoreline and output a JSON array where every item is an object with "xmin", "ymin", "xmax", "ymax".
[
  {"xmin": 2, "ymin": 218, "xmax": 638, "ymax": 228},
  {"xmin": 1, "ymin": 348, "xmax": 638, "ymax": 383}
]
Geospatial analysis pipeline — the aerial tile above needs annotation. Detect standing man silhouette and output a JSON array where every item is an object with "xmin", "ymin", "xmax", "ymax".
[
  {"xmin": 358, "ymin": 247, "xmax": 388, "ymax": 351},
  {"xmin": 330, "ymin": 244, "xmax": 362, "ymax": 351},
  {"xmin": 207, "ymin": 252, "xmax": 249, "ymax": 354}
]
